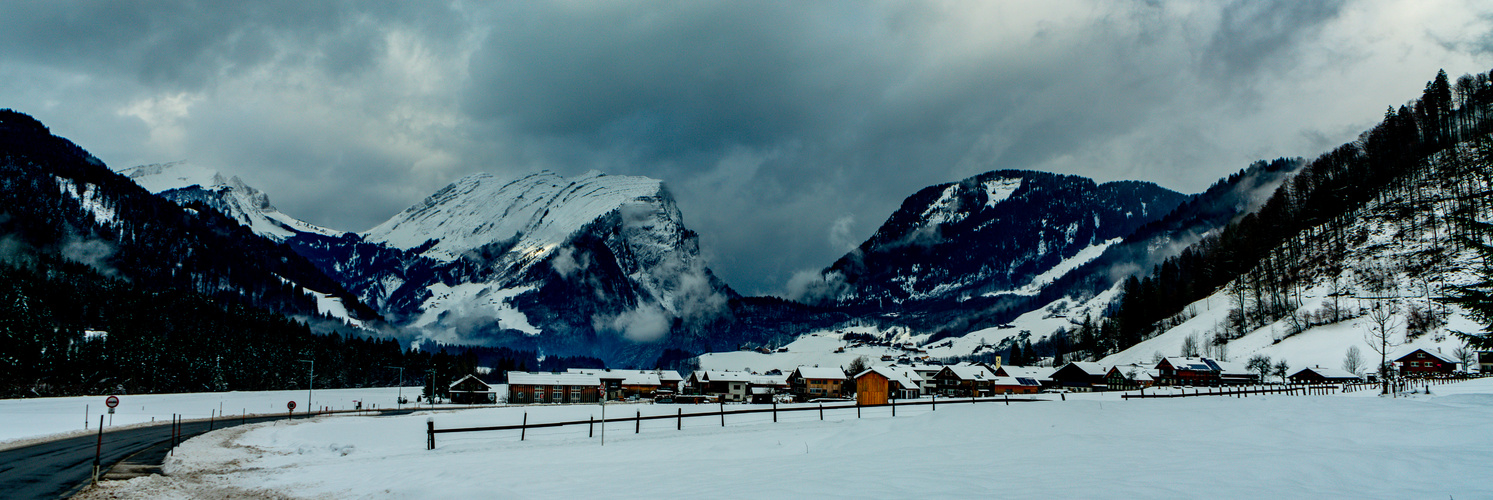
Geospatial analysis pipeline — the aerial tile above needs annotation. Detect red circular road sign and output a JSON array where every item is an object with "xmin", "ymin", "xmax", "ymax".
[
  {"xmin": 105, "ymin": 395, "xmax": 119, "ymax": 408},
  {"xmin": 287, "ymin": 400, "xmax": 297, "ymax": 411}
]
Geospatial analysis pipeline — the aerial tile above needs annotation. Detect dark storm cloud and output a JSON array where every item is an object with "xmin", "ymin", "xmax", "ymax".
[{"xmin": 2, "ymin": 0, "xmax": 1490, "ymax": 296}]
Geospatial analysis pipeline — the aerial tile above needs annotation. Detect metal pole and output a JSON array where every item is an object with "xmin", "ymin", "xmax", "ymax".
[
  {"xmin": 386, "ymin": 366, "xmax": 405, "ymax": 409},
  {"xmin": 426, "ymin": 419, "xmax": 435, "ymax": 450},
  {"xmin": 819, "ymin": 403, "xmax": 823, "ymax": 420},
  {"xmin": 85, "ymin": 404, "xmax": 89, "ymax": 430},
  {"xmin": 635, "ymin": 410, "xmax": 641, "ymax": 434},
  {"xmin": 521, "ymin": 413, "xmax": 527, "ymax": 441},
  {"xmin": 299, "ymin": 358, "xmax": 315, "ymax": 416},
  {"xmin": 677, "ymin": 408, "xmax": 682, "ymax": 430},
  {"xmin": 719, "ymin": 401, "xmax": 725, "ymax": 427},
  {"xmin": 91, "ymin": 415, "xmax": 103, "ymax": 485},
  {"xmin": 601, "ymin": 401, "xmax": 606, "ymax": 446},
  {"xmin": 589, "ymin": 416, "xmax": 594, "ymax": 438}
]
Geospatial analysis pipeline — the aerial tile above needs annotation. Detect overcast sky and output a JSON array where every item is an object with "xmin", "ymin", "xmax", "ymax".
[{"xmin": 4, "ymin": 0, "xmax": 1492, "ymax": 295}]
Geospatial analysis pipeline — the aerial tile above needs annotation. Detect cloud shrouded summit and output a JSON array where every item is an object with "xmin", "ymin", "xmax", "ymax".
[{"xmin": 3, "ymin": 0, "xmax": 1491, "ymax": 294}]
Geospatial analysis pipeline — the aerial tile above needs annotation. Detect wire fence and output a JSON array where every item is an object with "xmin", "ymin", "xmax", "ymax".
[{"xmin": 426, "ymin": 393, "xmax": 1044, "ymax": 449}]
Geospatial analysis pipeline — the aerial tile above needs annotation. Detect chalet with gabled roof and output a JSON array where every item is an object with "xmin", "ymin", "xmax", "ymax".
[
  {"xmin": 448, "ymin": 374, "xmax": 497, "ymax": 404},
  {"xmin": 507, "ymin": 372, "xmax": 601, "ymax": 404},
  {"xmin": 1049, "ymin": 362, "xmax": 1109, "ymax": 392},
  {"xmin": 790, "ymin": 366, "xmax": 847, "ymax": 401},
  {"xmin": 1288, "ymin": 366, "xmax": 1362, "ymax": 384},
  {"xmin": 1395, "ymin": 348, "xmax": 1457, "ymax": 375}
]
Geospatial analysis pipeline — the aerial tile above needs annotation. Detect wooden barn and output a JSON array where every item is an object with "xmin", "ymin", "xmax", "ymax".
[
  {"xmin": 448, "ymin": 374, "xmax": 497, "ymax": 404},
  {"xmin": 506, "ymin": 372, "xmax": 601, "ymax": 404},
  {"xmin": 1288, "ymin": 366, "xmax": 1362, "ymax": 384},
  {"xmin": 854, "ymin": 367, "xmax": 921, "ymax": 405},
  {"xmin": 1049, "ymin": 362, "xmax": 1109, "ymax": 392}
]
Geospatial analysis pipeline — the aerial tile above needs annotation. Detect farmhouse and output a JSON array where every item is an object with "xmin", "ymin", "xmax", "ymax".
[
  {"xmin": 1049, "ymin": 362, "xmax": 1109, "ymax": 392},
  {"xmin": 854, "ymin": 366, "xmax": 922, "ymax": 405},
  {"xmin": 790, "ymin": 366, "xmax": 848, "ymax": 401},
  {"xmin": 507, "ymin": 372, "xmax": 601, "ymax": 404},
  {"xmin": 933, "ymin": 365, "xmax": 996, "ymax": 397},
  {"xmin": 988, "ymin": 375, "xmax": 1042, "ymax": 394},
  {"xmin": 1105, "ymin": 364, "xmax": 1157, "ymax": 391},
  {"xmin": 1395, "ymin": 348, "xmax": 1458, "ymax": 375},
  {"xmin": 1154, "ymin": 357, "xmax": 1260, "ymax": 386},
  {"xmin": 567, "ymin": 368, "xmax": 676, "ymax": 399},
  {"xmin": 1288, "ymin": 366, "xmax": 1362, "ymax": 384},
  {"xmin": 448, "ymin": 374, "xmax": 497, "ymax": 404}
]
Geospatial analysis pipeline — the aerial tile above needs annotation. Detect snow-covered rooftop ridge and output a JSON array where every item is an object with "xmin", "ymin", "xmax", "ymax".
[
  {"xmin": 507, "ymin": 372, "xmax": 601, "ymax": 386},
  {"xmin": 792, "ymin": 366, "xmax": 847, "ymax": 379},
  {"xmin": 1291, "ymin": 366, "xmax": 1361, "ymax": 379},
  {"xmin": 855, "ymin": 366, "xmax": 920, "ymax": 389},
  {"xmin": 362, "ymin": 170, "xmax": 668, "ymax": 262}
]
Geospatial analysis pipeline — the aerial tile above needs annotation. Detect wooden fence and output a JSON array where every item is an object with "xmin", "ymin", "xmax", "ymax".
[
  {"xmin": 1122, "ymin": 384, "xmax": 1344, "ymax": 399},
  {"xmin": 427, "ymin": 394, "xmax": 1042, "ymax": 449}
]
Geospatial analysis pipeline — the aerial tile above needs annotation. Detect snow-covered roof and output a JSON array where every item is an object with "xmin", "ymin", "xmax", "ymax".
[
  {"xmin": 1395, "ymin": 349, "xmax": 1458, "ymax": 364},
  {"xmin": 750, "ymin": 375, "xmax": 790, "ymax": 386},
  {"xmin": 1290, "ymin": 367, "xmax": 1361, "ymax": 380},
  {"xmin": 793, "ymin": 366, "xmax": 847, "ymax": 380},
  {"xmin": 941, "ymin": 365, "xmax": 996, "ymax": 381},
  {"xmin": 1215, "ymin": 361, "xmax": 1253, "ymax": 377},
  {"xmin": 448, "ymin": 374, "xmax": 491, "ymax": 389},
  {"xmin": 855, "ymin": 366, "xmax": 920, "ymax": 390},
  {"xmin": 1161, "ymin": 357, "xmax": 1221, "ymax": 372},
  {"xmin": 622, "ymin": 374, "xmax": 661, "ymax": 386},
  {"xmin": 507, "ymin": 372, "xmax": 601, "ymax": 386},
  {"xmin": 1065, "ymin": 362, "xmax": 1108, "ymax": 376},
  {"xmin": 708, "ymin": 371, "xmax": 756, "ymax": 382},
  {"xmin": 996, "ymin": 366, "xmax": 1053, "ymax": 380}
]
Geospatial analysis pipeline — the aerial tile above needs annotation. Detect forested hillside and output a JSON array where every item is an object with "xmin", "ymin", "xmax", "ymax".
[{"xmin": 1059, "ymin": 69, "xmax": 1493, "ymax": 361}]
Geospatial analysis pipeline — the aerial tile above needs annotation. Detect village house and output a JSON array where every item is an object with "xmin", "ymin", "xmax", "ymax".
[
  {"xmin": 853, "ymin": 366, "xmax": 922, "ymax": 405},
  {"xmin": 448, "ymin": 374, "xmax": 497, "ymax": 404},
  {"xmin": 988, "ymin": 375, "xmax": 1042, "ymax": 394},
  {"xmin": 687, "ymin": 370, "xmax": 755, "ymax": 402},
  {"xmin": 1153, "ymin": 357, "xmax": 1258, "ymax": 386},
  {"xmin": 567, "ymin": 368, "xmax": 675, "ymax": 399},
  {"xmin": 506, "ymin": 372, "xmax": 601, "ymax": 404},
  {"xmin": 1288, "ymin": 366, "xmax": 1363, "ymax": 384},
  {"xmin": 994, "ymin": 365, "xmax": 1055, "ymax": 388},
  {"xmin": 933, "ymin": 365, "xmax": 996, "ymax": 397},
  {"xmin": 1104, "ymin": 364, "xmax": 1157, "ymax": 391},
  {"xmin": 1395, "ymin": 348, "xmax": 1458, "ymax": 376},
  {"xmin": 1049, "ymin": 362, "xmax": 1110, "ymax": 392},
  {"xmin": 789, "ymin": 366, "xmax": 848, "ymax": 401}
]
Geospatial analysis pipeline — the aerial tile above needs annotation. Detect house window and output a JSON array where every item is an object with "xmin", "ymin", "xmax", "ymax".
[
  {"xmin": 535, "ymin": 390, "xmax": 545, "ymax": 401},
  {"xmin": 1409, "ymin": 362, "xmax": 1418, "ymax": 367}
]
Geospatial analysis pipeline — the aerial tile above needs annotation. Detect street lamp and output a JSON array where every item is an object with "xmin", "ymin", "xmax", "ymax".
[
  {"xmin": 385, "ymin": 365, "xmax": 405, "ymax": 409},
  {"xmin": 297, "ymin": 358, "xmax": 314, "ymax": 416}
]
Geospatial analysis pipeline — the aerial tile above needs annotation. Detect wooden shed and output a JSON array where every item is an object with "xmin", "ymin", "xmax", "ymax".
[
  {"xmin": 448, "ymin": 374, "xmax": 496, "ymax": 404},
  {"xmin": 853, "ymin": 367, "xmax": 921, "ymax": 405}
]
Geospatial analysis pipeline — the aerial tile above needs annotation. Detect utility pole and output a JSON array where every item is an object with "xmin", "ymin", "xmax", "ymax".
[
  {"xmin": 385, "ymin": 365, "xmax": 406, "ymax": 409},
  {"xmin": 298, "ymin": 358, "xmax": 314, "ymax": 415},
  {"xmin": 427, "ymin": 368, "xmax": 437, "ymax": 407}
]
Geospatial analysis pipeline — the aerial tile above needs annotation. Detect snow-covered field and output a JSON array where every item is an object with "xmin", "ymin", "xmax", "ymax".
[
  {"xmin": 78, "ymin": 379, "xmax": 1493, "ymax": 499},
  {"xmin": 0, "ymin": 386, "xmax": 424, "ymax": 450}
]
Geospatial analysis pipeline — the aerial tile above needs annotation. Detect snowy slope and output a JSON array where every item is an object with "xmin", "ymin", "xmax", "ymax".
[
  {"xmin": 1104, "ymin": 141, "xmax": 1492, "ymax": 374},
  {"xmin": 121, "ymin": 162, "xmax": 340, "ymax": 241},
  {"xmin": 364, "ymin": 170, "xmax": 670, "ymax": 266}
]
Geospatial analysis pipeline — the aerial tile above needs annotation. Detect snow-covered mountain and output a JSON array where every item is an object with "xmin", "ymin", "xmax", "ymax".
[
  {"xmin": 124, "ymin": 164, "xmax": 734, "ymax": 364},
  {"xmin": 121, "ymin": 162, "xmax": 340, "ymax": 241}
]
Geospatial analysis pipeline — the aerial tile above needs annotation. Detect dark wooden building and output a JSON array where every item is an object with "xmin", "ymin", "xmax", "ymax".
[
  {"xmin": 506, "ymin": 372, "xmax": 601, "ymax": 404},
  {"xmin": 448, "ymin": 374, "xmax": 497, "ymax": 404},
  {"xmin": 1395, "ymin": 349, "xmax": 1458, "ymax": 376}
]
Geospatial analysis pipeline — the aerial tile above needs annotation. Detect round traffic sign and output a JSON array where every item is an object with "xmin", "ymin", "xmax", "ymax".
[
  {"xmin": 105, "ymin": 395, "xmax": 119, "ymax": 408},
  {"xmin": 287, "ymin": 400, "xmax": 297, "ymax": 411}
]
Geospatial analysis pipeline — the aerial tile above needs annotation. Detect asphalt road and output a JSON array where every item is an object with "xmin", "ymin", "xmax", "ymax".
[{"xmin": 0, "ymin": 413, "xmax": 295, "ymax": 500}]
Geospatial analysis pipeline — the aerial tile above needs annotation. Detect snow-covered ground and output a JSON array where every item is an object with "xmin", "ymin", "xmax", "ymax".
[
  {"xmin": 0, "ymin": 386, "xmax": 424, "ymax": 450},
  {"xmin": 77, "ymin": 379, "xmax": 1493, "ymax": 499}
]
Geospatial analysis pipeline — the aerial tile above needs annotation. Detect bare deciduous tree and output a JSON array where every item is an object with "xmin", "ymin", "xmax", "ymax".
[
  {"xmin": 1342, "ymin": 345, "xmax": 1365, "ymax": 375},
  {"xmin": 1364, "ymin": 302, "xmax": 1402, "ymax": 395}
]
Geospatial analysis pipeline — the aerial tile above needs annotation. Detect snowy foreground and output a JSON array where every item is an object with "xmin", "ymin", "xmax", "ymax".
[
  {"xmin": 0, "ymin": 386, "xmax": 424, "ymax": 450},
  {"xmin": 77, "ymin": 380, "xmax": 1493, "ymax": 499}
]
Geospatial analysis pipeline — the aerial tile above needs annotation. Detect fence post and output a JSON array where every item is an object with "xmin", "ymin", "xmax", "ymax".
[
  {"xmin": 857, "ymin": 403, "xmax": 861, "ymax": 419},
  {"xmin": 636, "ymin": 411, "xmax": 640, "ymax": 434},
  {"xmin": 772, "ymin": 401, "xmax": 777, "ymax": 422},
  {"xmin": 891, "ymin": 398, "xmax": 896, "ymax": 417},
  {"xmin": 426, "ymin": 418, "xmax": 434, "ymax": 450},
  {"xmin": 1005, "ymin": 393, "xmax": 1009, "ymax": 405},
  {"xmin": 92, "ymin": 415, "xmax": 103, "ymax": 485},
  {"xmin": 589, "ymin": 416, "xmax": 594, "ymax": 438},
  {"xmin": 933, "ymin": 394, "xmax": 937, "ymax": 410},
  {"xmin": 520, "ymin": 413, "xmax": 527, "ymax": 441},
  {"xmin": 819, "ymin": 403, "xmax": 823, "ymax": 420},
  {"xmin": 720, "ymin": 401, "xmax": 725, "ymax": 427},
  {"xmin": 677, "ymin": 408, "xmax": 682, "ymax": 430}
]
